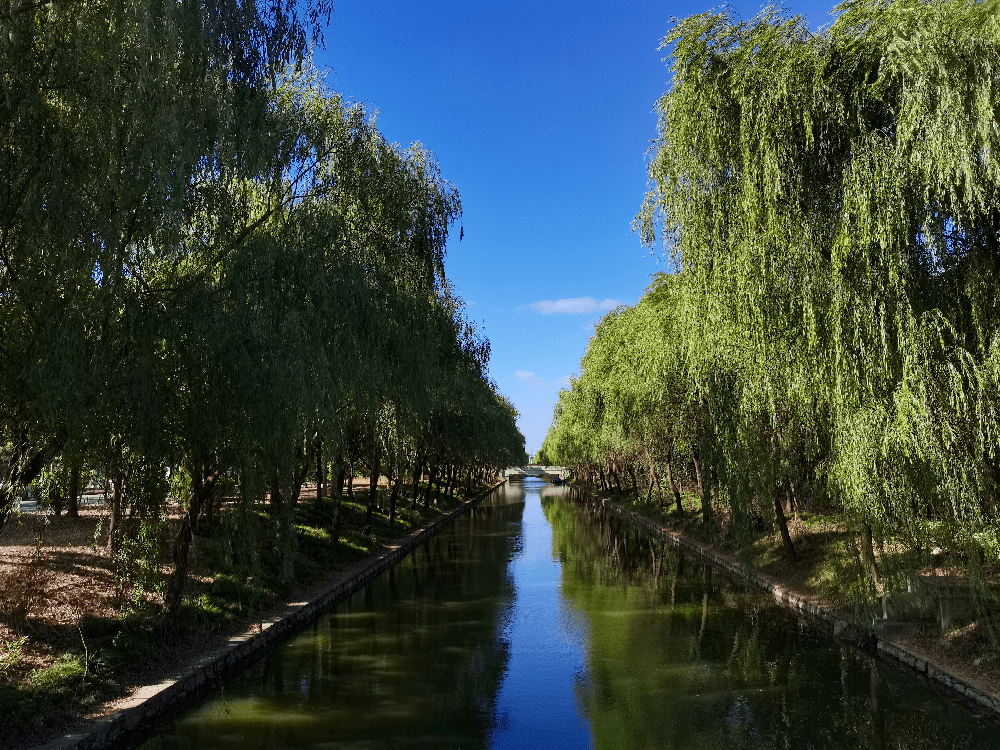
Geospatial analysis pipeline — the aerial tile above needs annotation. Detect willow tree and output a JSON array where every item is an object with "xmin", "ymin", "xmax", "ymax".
[
  {"xmin": 0, "ymin": 0, "xmax": 332, "ymax": 533},
  {"xmin": 155, "ymin": 65, "xmax": 465, "ymax": 603},
  {"xmin": 638, "ymin": 0, "xmax": 1000, "ymax": 600}
]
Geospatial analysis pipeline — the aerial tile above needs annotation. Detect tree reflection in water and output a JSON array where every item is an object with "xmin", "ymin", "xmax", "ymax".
[
  {"xmin": 139, "ymin": 483, "xmax": 1000, "ymax": 750},
  {"xmin": 546, "ymin": 489, "xmax": 1000, "ymax": 750}
]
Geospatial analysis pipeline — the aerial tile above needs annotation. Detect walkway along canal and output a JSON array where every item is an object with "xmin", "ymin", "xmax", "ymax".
[{"xmin": 137, "ymin": 479, "xmax": 1000, "ymax": 749}]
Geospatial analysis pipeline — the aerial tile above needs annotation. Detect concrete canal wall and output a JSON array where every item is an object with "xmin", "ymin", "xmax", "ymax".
[{"xmin": 38, "ymin": 481, "xmax": 507, "ymax": 750}]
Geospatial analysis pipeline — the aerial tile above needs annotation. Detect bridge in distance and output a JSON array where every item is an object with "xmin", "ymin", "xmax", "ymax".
[{"xmin": 504, "ymin": 465, "xmax": 569, "ymax": 480}]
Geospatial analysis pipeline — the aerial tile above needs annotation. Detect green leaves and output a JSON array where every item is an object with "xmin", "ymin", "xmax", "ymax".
[
  {"xmin": 554, "ymin": 0, "xmax": 1000, "ymax": 609},
  {"xmin": 0, "ymin": 2, "xmax": 523, "ymax": 549}
]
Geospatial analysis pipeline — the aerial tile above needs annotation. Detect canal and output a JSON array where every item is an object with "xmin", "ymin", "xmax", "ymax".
[{"xmin": 139, "ymin": 478, "xmax": 1000, "ymax": 749}]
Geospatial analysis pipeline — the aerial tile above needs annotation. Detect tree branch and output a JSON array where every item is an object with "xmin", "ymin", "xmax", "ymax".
[{"xmin": 1, "ymin": 0, "xmax": 53, "ymax": 19}]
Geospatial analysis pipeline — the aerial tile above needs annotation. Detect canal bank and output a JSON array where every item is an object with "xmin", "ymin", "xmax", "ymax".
[
  {"xmin": 34, "ymin": 480, "xmax": 507, "ymax": 750},
  {"xmin": 566, "ymin": 485, "xmax": 1000, "ymax": 717}
]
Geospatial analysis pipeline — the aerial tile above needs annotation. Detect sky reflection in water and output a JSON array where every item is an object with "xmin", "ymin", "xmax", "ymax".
[{"xmin": 489, "ymin": 478, "xmax": 593, "ymax": 749}]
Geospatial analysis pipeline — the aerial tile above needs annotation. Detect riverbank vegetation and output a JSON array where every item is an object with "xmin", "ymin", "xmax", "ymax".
[
  {"xmin": 0, "ymin": 1, "xmax": 525, "ymax": 742},
  {"xmin": 540, "ymin": 0, "xmax": 1000, "ymax": 641}
]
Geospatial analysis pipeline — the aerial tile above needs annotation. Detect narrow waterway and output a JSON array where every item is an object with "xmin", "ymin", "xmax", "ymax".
[{"xmin": 139, "ymin": 479, "xmax": 1000, "ymax": 749}]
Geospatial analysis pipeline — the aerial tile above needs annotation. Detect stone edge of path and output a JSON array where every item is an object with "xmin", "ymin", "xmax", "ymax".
[
  {"xmin": 36, "ymin": 481, "xmax": 507, "ymax": 750},
  {"xmin": 578, "ymin": 489, "xmax": 1000, "ymax": 717}
]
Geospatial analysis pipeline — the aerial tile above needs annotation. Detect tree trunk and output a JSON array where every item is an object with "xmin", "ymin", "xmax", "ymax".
[
  {"xmin": 411, "ymin": 456, "xmax": 423, "ymax": 505},
  {"xmin": 315, "ymin": 439, "xmax": 324, "ymax": 503},
  {"xmin": 388, "ymin": 460, "xmax": 402, "ymax": 524},
  {"xmin": 202, "ymin": 472, "xmax": 219, "ymax": 527},
  {"xmin": 424, "ymin": 465, "xmax": 436, "ymax": 509},
  {"xmin": 666, "ymin": 459, "xmax": 682, "ymax": 514},
  {"xmin": 270, "ymin": 474, "xmax": 282, "ymax": 512},
  {"xmin": 775, "ymin": 485, "xmax": 797, "ymax": 562},
  {"xmin": 332, "ymin": 485, "xmax": 343, "ymax": 541},
  {"xmin": 67, "ymin": 465, "xmax": 80, "ymax": 518},
  {"xmin": 644, "ymin": 447, "xmax": 661, "ymax": 508},
  {"xmin": 106, "ymin": 472, "xmax": 124, "ymax": 552},
  {"xmin": 49, "ymin": 484, "xmax": 64, "ymax": 517},
  {"xmin": 861, "ymin": 524, "xmax": 879, "ymax": 584},
  {"xmin": 597, "ymin": 465, "xmax": 608, "ymax": 492},
  {"xmin": 204, "ymin": 483, "xmax": 216, "ymax": 526},
  {"xmin": 335, "ymin": 458, "xmax": 346, "ymax": 500},
  {"xmin": 292, "ymin": 442, "xmax": 311, "ymax": 508},
  {"xmin": 444, "ymin": 464, "xmax": 456, "ymax": 499},
  {"xmin": 165, "ymin": 467, "xmax": 219, "ymax": 615},
  {"xmin": 366, "ymin": 437, "xmax": 380, "ymax": 530},
  {"xmin": 611, "ymin": 469, "xmax": 623, "ymax": 494},
  {"xmin": 692, "ymin": 447, "xmax": 704, "ymax": 500},
  {"xmin": 693, "ymin": 447, "xmax": 712, "ymax": 525}
]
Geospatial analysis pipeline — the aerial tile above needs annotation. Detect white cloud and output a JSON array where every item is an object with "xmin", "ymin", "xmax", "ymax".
[
  {"xmin": 516, "ymin": 370, "xmax": 550, "ymax": 389},
  {"xmin": 527, "ymin": 296, "xmax": 621, "ymax": 315},
  {"xmin": 516, "ymin": 371, "xmax": 573, "ymax": 390}
]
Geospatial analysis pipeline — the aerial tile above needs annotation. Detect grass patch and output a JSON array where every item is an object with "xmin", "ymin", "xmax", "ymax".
[{"xmin": 0, "ymin": 651, "xmax": 100, "ymax": 743}]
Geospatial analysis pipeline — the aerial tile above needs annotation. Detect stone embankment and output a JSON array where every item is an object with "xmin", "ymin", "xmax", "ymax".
[
  {"xmin": 574, "ymin": 488, "xmax": 1000, "ymax": 716},
  {"xmin": 37, "ymin": 481, "xmax": 506, "ymax": 750}
]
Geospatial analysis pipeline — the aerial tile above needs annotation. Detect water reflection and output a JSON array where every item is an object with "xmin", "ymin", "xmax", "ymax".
[
  {"xmin": 548, "ymin": 488, "xmax": 1000, "ymax": 750},
  {"xmin": 142, "ymin": 486, "xmax": 526, "ymax": 750},
  {"xmin": 490, "ymin": 478, "xmax": 593, "ymax": 748},
  {"xmin": 138, "ymin": 482, "xmax": 1000, "ymax": 750}
]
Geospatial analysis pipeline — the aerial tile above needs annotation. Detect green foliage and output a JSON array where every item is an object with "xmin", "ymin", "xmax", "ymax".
[
  {"xmin": 110, "ymin": 516, "xmax": 168, "ymax": 610},
  {"xmin": 30, "ymin": 655, "xmax": 86, "ymax": 695},
  {"xmin": 546, "ymin": 0, "xmax": 1000, "ymax": 614},
  {"xmin": 0, "ymin": 0, "xmax": 523, "ymax": 625},
  {"xmin": 0, "ymin": 636, "xmax": 27, "ymax": 678}
]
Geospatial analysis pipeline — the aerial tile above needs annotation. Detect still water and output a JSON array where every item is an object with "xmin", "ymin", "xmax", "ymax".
[{"xmin": 140, "ymin": 479, "xmax": 1000, "ymax": 749}]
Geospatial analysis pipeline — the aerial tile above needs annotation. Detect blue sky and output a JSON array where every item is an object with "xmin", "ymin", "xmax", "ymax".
[{"xmin": 316, "ymin": 0, "xmax": 836, "ymax": 457}]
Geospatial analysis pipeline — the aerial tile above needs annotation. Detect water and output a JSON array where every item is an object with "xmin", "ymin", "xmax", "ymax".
[{"xmin": 139, "ymin": 479, "xmax": 1000, "ymax": 749}]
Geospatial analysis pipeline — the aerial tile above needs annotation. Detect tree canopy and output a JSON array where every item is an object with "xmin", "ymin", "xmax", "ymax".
[
  {"xmin": 545, "ymin": 0, "xmax": 1000, "ymax": 611},
  {"xmin": 1, "ymin": 0, "xmax": 525, "ymax": 611}
]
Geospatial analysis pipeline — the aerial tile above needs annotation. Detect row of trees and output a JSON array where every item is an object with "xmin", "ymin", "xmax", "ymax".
[
  {"xmin": 540, "ymin": 0, "xmax": 1000, "ymax": 611},
  {"xmin": 0, "ymin": 0, "xmax": 525, "ymax": 612}
]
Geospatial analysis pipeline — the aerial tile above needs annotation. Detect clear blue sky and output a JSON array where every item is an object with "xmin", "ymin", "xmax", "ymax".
[{"xmin": 316, "ymin": 0, "xmax": 837, "ymax": 458}]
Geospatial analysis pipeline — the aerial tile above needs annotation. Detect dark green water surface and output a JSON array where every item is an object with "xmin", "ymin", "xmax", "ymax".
[{"xmin": 139, "ymin": 479, "xmax": 1000, "ymax": 749}]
